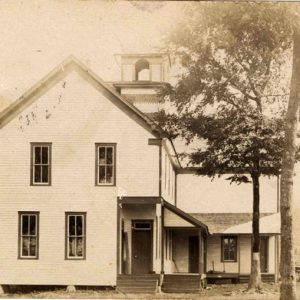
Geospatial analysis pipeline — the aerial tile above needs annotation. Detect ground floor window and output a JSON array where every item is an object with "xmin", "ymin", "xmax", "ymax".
[
  {"xmin": 65, "ymin": 212, "xmax": 86, "ymax": 259},
  {"xmin": 221, "ymin": 236, "xmax": 237, "ymax": 262},
  {"xmin": 19, "ymin": 212, "xmax": 39, "ymax": 259}
]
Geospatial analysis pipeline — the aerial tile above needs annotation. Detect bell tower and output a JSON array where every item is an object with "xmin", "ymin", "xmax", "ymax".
[{"xmin": 113, "ymin": 53, "xmax": 170, "ymax": 115}]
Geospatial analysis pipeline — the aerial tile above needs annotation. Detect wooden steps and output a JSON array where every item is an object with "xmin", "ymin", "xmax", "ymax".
[
  {"xmin": 161, "ymin": 274, "xmax": 202, "ymax": 293},
  {"xmin": 116, "ymin": 274, "xmax": 159, "ymax": 294}
]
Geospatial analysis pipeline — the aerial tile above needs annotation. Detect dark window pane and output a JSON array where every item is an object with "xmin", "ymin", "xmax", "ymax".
[
  {"xmin": 29, "ymin": 215, "xmax": 36, "ymax": 235},
  {"xmin": 99, "ymin": 147, "xmax": 106, "ymax": 164},
  {"xmin": 34, "ymin": 147, "xmax": 41, "ymax": 164},
  {"xmin": 22, "ymin": 215, "xmax": 29, "ymax": 235},
  {"xmin": 42, "ymin": 147, "xmax": 48, "ymax": 164},
  {"xmin": 106, "ymin": 147, "xmax": 113, "ymax": 164},
  {"xmin": 69, "ymin": 216, "xmax": 76, "ymax": 235},
  {"xmin": 34, "ymin": 165, "xmax": 41, "ymax": 183},
  {"xmin": 99, "ymin": 166, "xmax": 106, "ymax": 183},
  {"xmin": 223, "ymin": 237, "xmax": 236, "ymax": 261},
  {"xmin": 41, "ymin": 165, "xmax": 49, "ymax": 183},
  {"xmin": 69, "ymin": 237, "xmax": 76, "ymax": 257},
  {"xmin": 22, "ymin": 237, "xmax": 29, "ymax": 256},
  {"xmin": 29, "ymin": 237, "xmax": 37, "ymax": 256},
  {"xmin": 76, "ymin": 216, "xmax": 83, "ymax": 236},
  {"xmin": 106, "ymin": 166, "xmax": 113, "ymax": 183},
  {"xmin": 76, "ymin": 237, "xmax": 83, "ymax": 257}
]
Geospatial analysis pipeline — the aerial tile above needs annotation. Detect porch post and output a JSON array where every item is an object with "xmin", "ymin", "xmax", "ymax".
[
  {"xmin": 198, "ymin": 229, "xmax": 202, "ymax": 274},
  {"xmin": 161, "ymin": 202, "xmax": 165, "ymax": 274},
  {"xmin": 116, "ymin": 198, "xmax": 121, "ymax": 275}
]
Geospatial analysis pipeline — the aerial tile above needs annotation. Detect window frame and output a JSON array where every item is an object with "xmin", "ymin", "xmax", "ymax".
[
  {"xmin": 18, "ymin": 211, "xmax": 39, "ymax": 260},
  {"xmin": 65, "ymin": 212, "xmax": 87, "ymax": 260},
  {"xmin": 221, "ymin": 235, "xmax": 238, "ymax": 263},
  {"xmin": 95, "ymin": 143, "xmax": 116, "ymax": 186},
  {"xmin": 30, "ymin": 142, "xmax": 52, "ymax": 186}
]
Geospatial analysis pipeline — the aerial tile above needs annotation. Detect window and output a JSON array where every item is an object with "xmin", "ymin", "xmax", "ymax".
[
  {"xmin": 222, "ymin": 236, "xmax": 237, "ymax": 262},
  {"xmin": 95, "ymin": 144, "xmax": 116, "ymax": 186},
  {"xmin": 31, "ymin": 143, "xmax": 51, "ymax": 185},
  {"xmin": 18, "ymin": 212, "xmax": 39, "ymax": 259},
  {"xmin": 66, "ymin": 213, "xmax": 86, "ymax": 259},
  {"xmin": 135, "ymin": 59, "xmax": 150, "ymax": 81}
]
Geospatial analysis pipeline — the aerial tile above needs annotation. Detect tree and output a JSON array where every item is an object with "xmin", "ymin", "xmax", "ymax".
[
  {"xmin": 280, "ymin": 27, "xmax": 300, "ymax": 300},
  {"xmin": 155, "ymin": 3, "xmax": 292, "ymax": 291}
]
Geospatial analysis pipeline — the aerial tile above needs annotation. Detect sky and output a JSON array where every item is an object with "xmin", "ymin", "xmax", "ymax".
[{"xmin": 0, "ymin": 0, "xmax": 185, "ymax": 110}]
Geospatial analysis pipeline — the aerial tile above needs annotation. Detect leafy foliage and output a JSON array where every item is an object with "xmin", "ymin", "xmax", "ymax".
[{"xmin": 156, "ymin": 3, "xmax": 295, "ymax": 182}]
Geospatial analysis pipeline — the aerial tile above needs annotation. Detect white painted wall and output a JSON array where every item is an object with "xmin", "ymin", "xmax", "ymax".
[
  {"xmin": 239, "ymin": 236, "xmax": 251, "ymax": 274},
  {"xmin": 161, "ymin": 146, "xmax": 176, "ymax": 205},
  {"xmin": 0, "ymin": 68, "xmax": 160, "ymax": 285},
  {"xmin": 177, "ymin": 174, "xmax": 278, "ymax": 213},
  {"xmin": 206, "ymin": 236, "xmax": 238, "ymax": 274}
]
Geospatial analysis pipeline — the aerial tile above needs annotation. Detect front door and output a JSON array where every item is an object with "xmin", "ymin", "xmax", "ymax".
[
  {"xmin": 131, "ymin": 221, "xmax": 152, "ymax": 274},
  {"xmin": 260, "ymin": 236, "xmax": 269, "ymax": 273},
  {"xmin": 189, "ymin": 236, "xmax": 199, "ymax": 273}
]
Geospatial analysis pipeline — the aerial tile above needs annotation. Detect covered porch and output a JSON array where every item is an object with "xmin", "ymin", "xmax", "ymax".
[
  {"xmin": 116, "ymin": 196, "xmax": 208, "ymax": 293},
  {"xmin": 191, "ymin": 212, "xmax": 280, "ymax": 283},
  {"xmin": 116, "ymin": 196, "xmax": 208, "ymax": 276}
]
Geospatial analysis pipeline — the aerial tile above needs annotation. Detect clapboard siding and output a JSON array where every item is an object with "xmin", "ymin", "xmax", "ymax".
[
  {"xmin": 0, "ymin": 70, "xmax": 159, "ymax": 285},
  {"xmin": 206, "ymin": 236, "xmax": 238, "ymax": 273},
  {"xmin": 239, "ymin": 236, "xmax": 251, "ymax": 274},
  {"xmin": 161, "ymin": 146, "xmax": 176, "ymax": 204}
]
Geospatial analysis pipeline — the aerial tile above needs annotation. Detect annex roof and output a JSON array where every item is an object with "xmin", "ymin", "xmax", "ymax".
[{"xmin": 191, "ymin": 212, "xmax": 280, "ymax": 235}]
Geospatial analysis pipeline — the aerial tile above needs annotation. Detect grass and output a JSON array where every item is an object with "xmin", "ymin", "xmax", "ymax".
[{"xmin": 0, "ymin": 283, "xmax": 288, "ymax": 299}]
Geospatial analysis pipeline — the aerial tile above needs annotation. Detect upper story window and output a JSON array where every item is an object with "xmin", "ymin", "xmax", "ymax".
[
  {"xmin": 31, "ymin": 143, "xmax": 51, "ymax": 186},
  {"xmin": 18, "ymin": 212, "xmax": 39, "ymax": 259},
  {"xmin": 95, "ymin": 144, "xmax": 116, "ymax": 186},
  {"xmin": 135, "ymin": 59, "xmax": 150, "ymax": 81},
  {"xmin": 221, "ymin": 236, "xmax": 237, "ymax": 262},
  {"xmin": 66, "ymin": 212, "xmax": 86, "ymax": 259}
]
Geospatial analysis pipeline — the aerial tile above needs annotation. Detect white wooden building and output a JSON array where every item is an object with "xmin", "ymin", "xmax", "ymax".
[{"xmin": 0, "ymin": 54, "xmax": 280, "ymax": 293}]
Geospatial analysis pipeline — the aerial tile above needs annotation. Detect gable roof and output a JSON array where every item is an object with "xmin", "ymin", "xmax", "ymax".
[
  {"xmin": 0, "ymin": 55, "xmax": 164, "ymax": 139},
  {"xmin": 190, "ymin": 212, "xmax": 279, "ymax": 234}
]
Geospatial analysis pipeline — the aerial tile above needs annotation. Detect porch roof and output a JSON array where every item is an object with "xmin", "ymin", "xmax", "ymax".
[
  {"xmin": 190, "ymin": 212, "xmax": 280, "ymax": 235},
  {"xmin": 163, "ymin": 200, "xmax": 209, "ymax": 234}
]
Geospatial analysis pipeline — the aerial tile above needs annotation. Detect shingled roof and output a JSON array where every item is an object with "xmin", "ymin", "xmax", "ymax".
[{"xmin": 190, "ymin": 213, "xmax": 279, "ymax": 234}]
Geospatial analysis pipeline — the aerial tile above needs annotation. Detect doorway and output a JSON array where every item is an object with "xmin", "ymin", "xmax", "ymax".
[
  {"xmin": 260, "ymin": 236, "xmax": 269, "ymax": 273},
  {"xmin": 131, "ymin": 220, "xmax": 153, "ymax": 274},
  {"xmin": 189, "ymin": 236, "xmax": 199, "ymax": 273}
]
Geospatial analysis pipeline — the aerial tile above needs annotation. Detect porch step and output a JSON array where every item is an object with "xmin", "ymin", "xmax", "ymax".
[
  {"xmin": 161, "ymin": 274, "xmax": 201, "ymax": 293},
  {"xmin": 238, "ymin": 274, "xmax": 275, "ymax": 283},
  {"xmin": 116, "ymin": 274, "xmax": 159, "ymax": 294}
]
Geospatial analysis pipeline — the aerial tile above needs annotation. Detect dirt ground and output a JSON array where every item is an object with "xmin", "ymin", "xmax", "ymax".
[{"xmin": 0, "ymin": 283, "xmax": 298, "ymax": 300}]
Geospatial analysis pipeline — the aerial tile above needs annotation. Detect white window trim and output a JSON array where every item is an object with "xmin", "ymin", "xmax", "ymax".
[
  {"xmin": 19, "ymin": 212, "xmax": 39, "ymax": 259},
  {"xmin": 66, "ymin": 213, "xmax": 86, "ymax": 260}
]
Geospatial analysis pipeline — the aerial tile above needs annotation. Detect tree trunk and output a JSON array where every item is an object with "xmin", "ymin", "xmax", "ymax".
[
  {"xmin": 248, "ymin": 173, "xmax": 262, "ymax": 291},
  {"xmin": 280, "ymin": 29, "xmax": 300, "ymax": 300}
]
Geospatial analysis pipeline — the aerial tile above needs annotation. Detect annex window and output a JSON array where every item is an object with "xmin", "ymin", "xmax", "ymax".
[
  {"xmin": 19, "ymin": 212, "xmax": 39, "ymax": 259},
  {"xmin": 221, "ymin": 236, "xmax": 237, "ymax": 262},
  {"xmin": 66, "ymin": 213, "xmax": 86, "ymax": 259},
  {"xmin": 95, "ymin": 144, "xmax": 116, "ymax": 186},
  {"xmin": 31, "ymin": 143, "xmax": 51, "ymax": 185}
]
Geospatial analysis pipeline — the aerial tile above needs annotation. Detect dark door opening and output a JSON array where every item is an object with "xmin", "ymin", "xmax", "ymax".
[
  {"xmin": 260, "ymin": 236, "xmax": 269, "ymax": 273},
  {"xmin": 189, "ymin": 236, "xmax": 199, "ymax": 273},
  {"xmin": 131, "ymin": 221, "xmax": 153, "ymax": 274}
]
